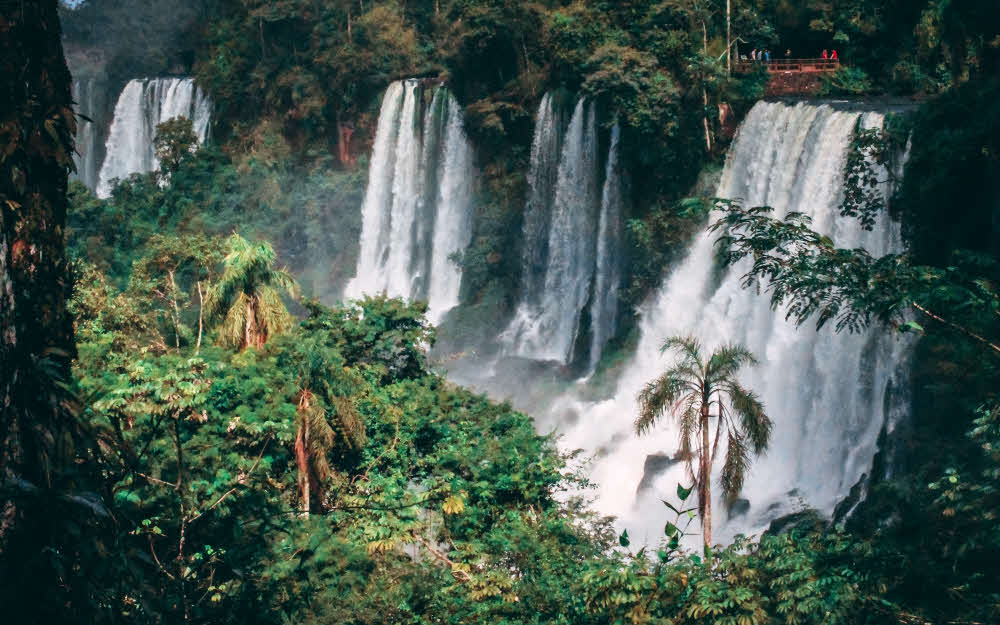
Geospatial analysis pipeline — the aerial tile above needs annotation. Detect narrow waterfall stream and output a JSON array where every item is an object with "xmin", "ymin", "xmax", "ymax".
[
  {"xmin": 344, "ymin": 79, "xmax": 476, "ymax": 325},
  {"xmin": 545, "ymin": 100, "xmax": 911, "ymax": 545},
  {"xmin": 71, "ymin": 76, "xmax": 108, "ymax": 191},
  {"xmin": 502, "ymin": 97, "xmax": 624, "ymax": 368},
  {"xmin": 589, "ymin": 122, "xmax": 626, "ymax": 373},
  {"xmin": 97, "ymin": 78, "xmax": 212, "ymax": 198}
]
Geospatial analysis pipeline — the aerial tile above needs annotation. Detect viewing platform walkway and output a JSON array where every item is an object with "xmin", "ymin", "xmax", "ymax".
[{"xmin": 734, "ymin": 58, "xmax": 840, "ymax": 74}]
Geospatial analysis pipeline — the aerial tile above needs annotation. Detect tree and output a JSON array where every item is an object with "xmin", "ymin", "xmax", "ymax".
[
  {"xmin": 154, "ymin": 116, "xmax": 200, "ymax": 177},
  {"xmin": 206, "ymin": 233, "xmax": 297, "ymax": 350},
  {"xmin": 0, "ymin": 2, "xmax": 102, "ymax": 622},
  {"xmin": 635, "ymin": 336, "xmax": 771, "ymax": 550},
  {"xmin": 277, "ymin": 330, "xmax": 367, "ymax": 515}
]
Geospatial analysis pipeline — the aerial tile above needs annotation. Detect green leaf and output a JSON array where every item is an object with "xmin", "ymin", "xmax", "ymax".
[
  {"xmin": 619, "ymin": 529, "xmax": 630, "ymax": 548},
  {"xmin": 664, "ymin": 521, "xmax": 679, "ymax": 537},
  {"xmin": 677, "ymin": 483, "xmax": 692, "ymax": 501},
  {"xmin": 661, "ymin": 499, "xmax": 680, "ymax": 514}
]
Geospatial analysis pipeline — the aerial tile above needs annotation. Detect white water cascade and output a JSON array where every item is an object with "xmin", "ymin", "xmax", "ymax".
[
  {"xmin": 502, "ymin": 98, "xmax": 623, "ymax": 367},
  {"xmin": 96, "ymin": 78, "xmax": 212, "ymax": 198},
  {"xmin": 344, "ymin": 80, "xmax": 477, "ymax": 324},
  {"xmin": 589, "ymin": 122, "xmax": 626, "ymax": 371},
  {"xmin": 71, "ymin": 76, "xmax": 107, "ymax": 191},
  {"xmin": 549, "ymin": 100, "xmax": 911, "ymax": 545}
]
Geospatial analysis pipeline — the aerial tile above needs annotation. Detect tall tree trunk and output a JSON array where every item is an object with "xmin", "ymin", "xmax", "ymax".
[
  {"xmin": 337, "ymin": 119, "xmax": 356, "ymax": 168},
  {"xmin": 701, "ymin": 21, "xmax": 713, "ymax": 153},
  {"xmin": 700, "ymin": 402, "xmax": 712, "ymax": 552},
  {"xmin": 0, "ymin": 2, "xmax": 81, "ymax": 619},
  {"xmin": 294, "ymin": 394, "xmax": 311, "ymax": 516},
  {"xmin": 726, "ymin": 0, "xmax": 732, "ymax": 75},
  {"xmin": 195, "ymin": 281, "xmax": 204, "ymax": 355}
]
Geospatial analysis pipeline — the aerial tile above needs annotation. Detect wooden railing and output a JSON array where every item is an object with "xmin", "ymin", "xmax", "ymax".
[{"xmin": 734, "ymin": 58, "xmax": 840, "ymax": 74}]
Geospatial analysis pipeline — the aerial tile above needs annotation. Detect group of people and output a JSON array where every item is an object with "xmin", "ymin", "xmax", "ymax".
[{"xmin": 746, "ymin": 47, "xmax": 839, "ymax": 63}]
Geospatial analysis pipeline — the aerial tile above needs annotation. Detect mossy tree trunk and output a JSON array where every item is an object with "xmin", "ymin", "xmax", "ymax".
[{"xmin": 0, "ymin": 1, "xmax": 83, "ymax": 620}]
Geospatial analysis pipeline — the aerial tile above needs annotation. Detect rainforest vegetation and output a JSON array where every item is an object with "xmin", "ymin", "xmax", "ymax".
[{"xmin": 2, "ymin": 0, "xmax": 1000, "ymax": 624}]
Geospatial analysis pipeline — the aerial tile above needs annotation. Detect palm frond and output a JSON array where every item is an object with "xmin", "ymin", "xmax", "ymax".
[
  {"xmin": 206, "ymin": 234, "xmax": 299, "ymax": 349},
  {"xmin": 720, "ymin": 431, "xmax": 750, "ymax": 499},
  {"xmin": 635, "ymin": 368, "xmax": 690, "ymax": 435},
  {"xmin": 661, "ymin": 335, "xmax": 702, "ymax": 370},
  {"xmin": 706, "ymin": 342, "xmax": 758, "ymax": 384},
  {"xmin": 218, "ymin": 293, "xmax": 252, "ymax": 348},
  {"xmin": 330, "ymin": 396, "xmax": 366, "ymax": 451},
  {"xmin": 726, "ymin": 381, "xmax": 772, "ymax": 454},
  {"xmin": 678, "ymin": 399, "xmax": 698, "ymax": 478}
]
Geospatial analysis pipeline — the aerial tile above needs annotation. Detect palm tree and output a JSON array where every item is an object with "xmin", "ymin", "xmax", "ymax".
[
  {"xmin": 293, "ymin": 390, "xmax": 366, "ymax": 514},
  {"xmin": 635, "ymin": 336, "xmax": 772, "ymax": 550},
  {"xmin": 206, "ymin": 234, "xmax": 297, "ymax": 350},
  {"xmin": 285, "ymin": 337, "xmax": 367, "ymax": 515}
]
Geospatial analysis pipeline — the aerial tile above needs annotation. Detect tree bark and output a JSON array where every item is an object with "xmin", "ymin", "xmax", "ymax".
[
  {"xmin": 337, "ymin": 119, "xmax": 356, "ymax": 168},
  {"xmin": 700, "ymin": 402, "xmax": 712, "ymax": 552},
  {"xmin": 701, "ymin": 21, "xmax": 713, "ymax": 153},
  {"xmin": 294, "ymin": 393, "xmax": 312, "ymax": 516},
  {"xmin": 195, "ymin": 281, "xmax": 204, "ymax": 355},
  {"xmin": 1, "ymin": 4, "xmax": 79, "ymax": 617},
  {"xmin": 726, "ymin": 0, "xmax": 732, "ymax": 75}
]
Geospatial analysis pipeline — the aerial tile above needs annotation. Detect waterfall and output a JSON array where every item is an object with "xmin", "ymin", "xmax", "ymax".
[
  {"xmin": 71, "ymin": 76, "xmax": 106, "ymax": 191},
  {"xmin": 589, "ymin": 122, "xmax": 625, "ymax": 371},
  {"xmin": 502, "ymin": 98, "xmax": 602, "ymax": 364},
  {"xmin": 427, "ymin": 95, "xmax": 476, "ymax": 320},
  {"xmin": 550, "ymin": 101, "xmax": 911, "ymax": 545},
  {"xmin": 344, "ymin": 80, "xmax": 476, "ymax": 324},
  {"xmin": 518, "ymin": 93, "xmax": 567, "ymax": 307},
  {"xmin": 96, "ymin": 78, "xmax": 212, "ymax": 198}
]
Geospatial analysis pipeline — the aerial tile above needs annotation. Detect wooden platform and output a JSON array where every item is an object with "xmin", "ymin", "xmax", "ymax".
[{"xmin": 734, "ymin": 58, "xmax": 840, "ymax": 74}]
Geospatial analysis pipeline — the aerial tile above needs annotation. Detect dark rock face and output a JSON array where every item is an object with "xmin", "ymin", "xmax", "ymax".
[
  {"xmin": 635, "ymin": 453, "xmax": 681, "ymax": 497},
  {"xmin": 727, "ymin": 497, "xmax": 751, "ymax": 521}
]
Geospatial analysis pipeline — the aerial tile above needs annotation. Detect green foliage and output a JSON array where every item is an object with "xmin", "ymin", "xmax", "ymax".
[
  {"xmin": 206, "ymin": 233, "xmax": 297, "ymax": 350},
  {"xmin": 67, "ymin": 261, "xmax": 617, "ymax": 622},
  {"xmin": 584, "ymin": 529, "xmax": 885, "ymax": 625},
  {"xmin": 820, "ymin": 65, "xmax": 873, "ymax": 95},
  {"xmin": 154, "ymin": 117, "xmax": 200, "ymax": 176}
]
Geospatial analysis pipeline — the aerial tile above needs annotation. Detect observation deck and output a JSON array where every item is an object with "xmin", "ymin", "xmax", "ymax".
[{"xmin": 734, "ymin": 58, "xmax": 840, "ymax": 74}]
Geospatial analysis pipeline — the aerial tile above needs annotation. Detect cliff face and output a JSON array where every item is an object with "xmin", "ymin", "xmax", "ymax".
[
  {"xmin": 66, "ymin": 47, "xmax": 114, "ymax": 190},
  {"xmin": 765, "ymin": 72, "xmax": 826, "ymax": 96}
]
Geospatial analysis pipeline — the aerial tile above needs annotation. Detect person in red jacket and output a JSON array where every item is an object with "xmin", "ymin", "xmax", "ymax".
[{"xmin": 831, "ymin": 49, "xmax": 838, "ymax": 60}]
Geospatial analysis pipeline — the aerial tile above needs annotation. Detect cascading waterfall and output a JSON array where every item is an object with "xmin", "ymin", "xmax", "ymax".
[
  {"xmin": 96, "ymin": 78, "xmax": 212, "ymax": 198},
  {"xmin": 427, "ymin": 94, "xmax": 477, "ymax": 318},
  {"xmin": 502, "ymin": 98, "xmax": 610, "ymax": 365},
  {"xmin": 72, "ymin": 76, "xmax": 106, "ymax": 191},
  {"xmin": 344, "ymin": 79, "xmax": 476, "ymax": 324},
  {"xmin": 588, "ymin": 122, "xmax": 626, "ymax": 371},
  {"xmin": 549, "ymin": 101, "xmax": 911, "ymax": 545},
  {"xmin": 518, "ymin": 93, "xmax": 567, "ymax": 307}
]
